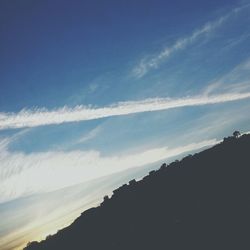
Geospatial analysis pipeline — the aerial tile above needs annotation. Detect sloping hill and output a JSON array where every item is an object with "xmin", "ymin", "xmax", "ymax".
[{"xmin": 24, "ymin": 134, "xmax": 250, "ymax": 250}]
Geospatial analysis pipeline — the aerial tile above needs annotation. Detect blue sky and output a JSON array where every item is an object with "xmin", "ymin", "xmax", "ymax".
[{"xmin": 1, "ymin": 1, "xmax": 250, "ymax": 249}]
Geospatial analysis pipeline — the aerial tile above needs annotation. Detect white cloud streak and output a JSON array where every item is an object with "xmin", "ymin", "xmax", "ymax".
[
  {"xmin": 132, "ymin": 4, "xmax": 250, "ymax": 78},
  {"xmin": 77, "ymin": 126, "xmax": 101, "ymax": 144},
  {"xmin": 0, "ymin": 91, "xmax": 250, "ymax": 130}
]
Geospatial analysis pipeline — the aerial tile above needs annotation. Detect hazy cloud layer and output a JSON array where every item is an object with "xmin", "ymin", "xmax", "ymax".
[{"xmin": 0, "ymin": 135, "xmax": 217, "ymax": 204}]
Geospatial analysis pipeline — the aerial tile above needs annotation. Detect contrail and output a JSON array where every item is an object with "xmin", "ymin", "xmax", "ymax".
[{"xmin": 0, "ymin": 92, "xmax": 250, "ymax": 130}]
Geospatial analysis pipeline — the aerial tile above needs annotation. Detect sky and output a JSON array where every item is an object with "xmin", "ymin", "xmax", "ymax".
[{"xmin": 1, "ymin": 0, "xmax": 250, "ymax": 249}]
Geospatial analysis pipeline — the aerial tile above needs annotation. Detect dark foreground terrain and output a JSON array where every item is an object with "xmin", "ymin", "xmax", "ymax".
[{"xmin": 25, "ymin": 133, "xmax": 250, "ymax": 250}]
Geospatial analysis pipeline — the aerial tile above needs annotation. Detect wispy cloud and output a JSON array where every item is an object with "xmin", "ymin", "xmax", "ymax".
[
  {"xmin": 77, "ymin": 126, "xmax": 101, "ymax": 144},
  {"xmin": 132, "ymin": 4, "xmax": 250, "ymax": 78},
  {"xmin": 0, "ymin": 91, "xmax": 250, "ymax": 130},
  {"xmin": 203, "ymin": 58, "xmax": 250, "ymax": 95},
  {"xmin": 0, "ymin": 135, "xmax": 218, "ymax": 204}
]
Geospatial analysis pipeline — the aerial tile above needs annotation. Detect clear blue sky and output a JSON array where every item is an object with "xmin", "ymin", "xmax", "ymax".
[{"xmin": 1, "ymin": 0, "xmax": 250, "ymax": 249}]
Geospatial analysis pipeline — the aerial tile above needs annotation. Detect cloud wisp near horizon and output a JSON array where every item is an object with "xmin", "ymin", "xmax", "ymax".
[
  {"xmin": 0, "ymin": 132, "xmax": 218, "ymax": 204},
  {"xmin": 1, "ymin": 90, "xmax": 250, "ymax": 131}
]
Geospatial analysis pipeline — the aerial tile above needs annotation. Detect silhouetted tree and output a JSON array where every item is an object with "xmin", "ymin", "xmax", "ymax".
[
  {"xmin": 160, "ymin": 163, "xmax": 167, "ymax": 170},
  {"xmin": 233, "ymin": 130, "xmax": 241, "ymax": 138},
  {"xmin": 129, "ymin": 179, "xmax": 137, "ymax": 186},
  {"xmin": 101, "ymin": 195, "xmax": 109, "ymax": 206},
  {"xmin": 103, "ymin": 195, "xmax": 109, "ymax": 201}
]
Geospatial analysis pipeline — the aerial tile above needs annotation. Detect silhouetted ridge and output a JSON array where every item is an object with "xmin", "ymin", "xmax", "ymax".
[{"xmin": 24, "ymin": 133, "xmax": 250, "ymax": 250}]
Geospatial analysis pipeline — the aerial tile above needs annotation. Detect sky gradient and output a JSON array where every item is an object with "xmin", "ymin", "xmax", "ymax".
[{"xmin": 1, "ymin": 1, "xmax": 250, "ymax": 249}]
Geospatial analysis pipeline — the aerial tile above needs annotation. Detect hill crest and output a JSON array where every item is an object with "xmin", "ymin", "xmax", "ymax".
[{"xmin": 25, "ymin": 133, "xmax": 250, "ymax": 250}]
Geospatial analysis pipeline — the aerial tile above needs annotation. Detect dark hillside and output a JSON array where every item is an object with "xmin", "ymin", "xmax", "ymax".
[{"xmin": 25, "ymin": 133, "xmax": 250, "ymax": 250}]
